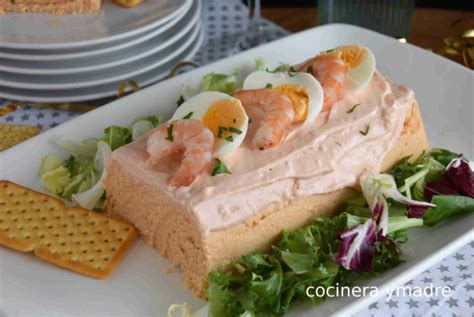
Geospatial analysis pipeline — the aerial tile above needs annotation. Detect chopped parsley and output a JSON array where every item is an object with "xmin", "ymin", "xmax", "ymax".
[
  {"xmin": 306, "ymin": 65, "xmax": 313, "ymax": 74},
  {"xmin": 217, "ymin": 126, "xmax": 227, "ymax": 138},
  {"xmin": 288, "ymin": 66, "xmax": 298, "ymax": 77},
  {"xmin": 225, "ymin": 135, "xmax": 234, "ymax": 142},
  {"xmin": 176, "ymin": 95, "xmax": 185, "ymax": 107},
  {"xmin": 228, "ymin": 127, "xmax": 242, "ymax": 134},
  {"xmin": 335, "ymin": 141, "xmax": 342, "ymax": 146},
  {"xmin": 218, "ymin": 126, "xmax": 242, "ymax": 138},
  {"xmin": 265, "ymin": 83, "xmax": 273, "ymax": 89},
  {"xmin": 211, "ymin": 159, "xmax": 232, "ymax": 176},
  {"xmin": 182, "ymin": 111, "xmax": 193, "ymax": 119},
  {"xmin": 359, "ymin": 124, "xmax": 370, "ymax": 136},
  {"xmin": 346, "ymin": 103, "xmax": 360, "ymax": 114},
  {"xmin": 165, "ymin": 124, "xmax": 174, "ymax": 142}
]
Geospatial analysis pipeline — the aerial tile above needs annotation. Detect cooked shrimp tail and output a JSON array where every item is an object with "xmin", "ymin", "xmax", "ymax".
[
  {"xmin": 234, "ymin": 88, "xmax": 294, "ymax": 150},
  {"xmin": 297, "ymin": 54, "xmax": 348, "ymax": 110},
  {"xmin": 146, "ymin": 119, "xmax": 215, "ymax": 187}
]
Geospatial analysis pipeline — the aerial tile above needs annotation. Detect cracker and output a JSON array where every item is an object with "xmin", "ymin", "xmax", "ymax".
[
  {"xmin": 112, "ymin": 0, "xmax": 143, "ymax": 8},
  {"xmin": 0, "ymin": 180, "xmax": 137, "ymax": 279},
  {"xmin": 0, "ymin": 124, "xmax": 40, "ymax": 151}
]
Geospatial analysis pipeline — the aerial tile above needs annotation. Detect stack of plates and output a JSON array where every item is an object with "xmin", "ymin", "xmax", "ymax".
[{"xmin": 0, "ymin": 0, "xmax": 203, "ymax": 103}]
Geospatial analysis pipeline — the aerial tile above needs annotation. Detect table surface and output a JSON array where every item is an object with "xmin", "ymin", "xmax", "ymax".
[{"xmin": 262, "ymin": 7, "xmax": 474, "ymax": 64}]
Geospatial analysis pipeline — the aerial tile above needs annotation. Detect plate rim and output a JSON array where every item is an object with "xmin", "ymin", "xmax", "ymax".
[
  {"xmin": 0, "ymin": 0, "xmax": 197, "ymax": 61},
  {"xmin": 0, "ymin": 2, "xmax": 201, "ymax": 78},
  {"xmin": 0, "ymin": 23, "xmax": 201, "ymax": 89},
  {"xmin": 0, "ymin": 0, "xmax": 192, "ymax": 50},
  {"xmin": 0, "ymin": 26, "xmax": 204, "ymax": 103}
]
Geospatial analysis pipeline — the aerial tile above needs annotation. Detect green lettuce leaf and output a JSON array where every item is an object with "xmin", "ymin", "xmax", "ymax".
[
  {"xmin": 208, "ymin": 271, "xmax": 243, "ymax": 317},
  {"xmin": 201, "ymin": 72, "xmax": 242, "ymax": 95},
  {"xmin": 429, "ymin": 148, "xmax": 459, "ymax": 167},
  {"xmin": 61, "ymin": 155, "xmax": 96, "ymax": 199},
  {"xmin": 423, "ymin": 195, "xmax": 474, "ymax": 226},
  {"xmin": 389, "ymin": 153, "xmax": 446, "ymax": 200},
  {"xmin": 373, "ymin": 238, "xmax": 404, "ymax": 272},
  {"xmin": 280, "ymin": 250, "xmax": 314, "ymax": 274},
  {"xmin": 254, "ymin": 58, "xmax": 266, "ymax": 71},
  {"xmin": 40, "ymin": 155, "xmax": 70, "ymax": 195},
  {"xmin": 102, "ymin": 125, "xmax": 132, "ymax": 150}
]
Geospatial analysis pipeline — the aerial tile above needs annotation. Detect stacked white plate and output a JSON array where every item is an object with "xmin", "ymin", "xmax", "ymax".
[{"xmin": 0, "ymin": 0, "xmax": 203, "ymax": 102}]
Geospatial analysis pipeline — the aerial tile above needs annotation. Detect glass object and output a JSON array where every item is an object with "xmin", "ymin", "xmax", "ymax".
[
  {"xmin": 237, "ymin": 0, "xmax": 271, "ymax": 50},
  {"xmin": 318, "ymin": 0, "xmax": 415, "ymax": 38}
]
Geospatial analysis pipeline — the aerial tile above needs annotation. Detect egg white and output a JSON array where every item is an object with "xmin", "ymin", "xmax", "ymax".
[
  {"xmin": 242, "ymin": 71, "xmax": 324, "ymax": 125},
  {"xmin": 170, "ymin": 91, "xmax": 249, "ymax": 158},
  {"xmin": 337, "ymin": 45, "xmax": 376, "ymax": 92}
]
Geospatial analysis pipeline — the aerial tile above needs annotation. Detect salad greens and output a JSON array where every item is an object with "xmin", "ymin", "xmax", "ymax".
[
  {"xmin": 39, "ymin": 115, "xmax": 161, "ymax": 209},
  {"xmin": 201, "ymin": 72, "xmax": 242, "ymax": 95},
  {"xmin": 423, "ymin": 195, "xmax": 474, "ymax": 226},
  {"xmin": 207, "ymin": 149, "xmax": 474, "ymax": 316},
  {"xmin": 176, "ymin": 58, "xmax": 293, "ymax": 105}
]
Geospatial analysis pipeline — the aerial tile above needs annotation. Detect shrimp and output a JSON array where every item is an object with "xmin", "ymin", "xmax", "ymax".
[
  {"xmin": 297, "ymin": 54, "xmax": 348, "ymax": 110},
  {"xmin": 146, "ymin": 119, "xmax": 215, "ymax": 187},
  {"xmin": 234, "ymin": 88, "xmax": 294, "ymax": 150}
]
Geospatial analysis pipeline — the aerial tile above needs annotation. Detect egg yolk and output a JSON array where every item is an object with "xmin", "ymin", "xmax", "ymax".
[
  {"xmin": 275, "ymin": 85, "xmax": 309, "ymax": 123},
  {"xmin": 203, "ymin": 99, "xmax": 246, "ymax": 139},
  {"xmin": 327, "ymin": 46, "xmax": 367, "ymax": 69}
]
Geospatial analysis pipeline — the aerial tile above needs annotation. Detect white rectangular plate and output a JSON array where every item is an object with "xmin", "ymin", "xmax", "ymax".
[{"xmin": 1, "ymin": 24, "xmax": 473, "ymax": 316}]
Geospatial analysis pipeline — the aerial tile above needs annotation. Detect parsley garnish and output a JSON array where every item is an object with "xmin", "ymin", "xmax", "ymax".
[
  {"xmin": 211, "ymin": 159, "xmax": 231, "ymax": 176},
  {"xmin": 306, "ymin": 65, "xmax": 313, "ymax": 74},
  {"xmin": 288, "ymin": 66, "xmax": 298, "ymax": 77},
  {"xmin": 218, "ymin": 126, "xmax": 242, "ymax": 138},
  {"xmin": 182, "ymin": 112, "xmax": 193, "ymax": 119},
  {"xmin": 165, "ymin": 124, "xmax": 174, "ymax": 142},
  {"xmin": 359, "ymin": 124, "xmax": 370, "ymax": 136},
  {"xmin": 346, "ymin": 103, "xmax": 360, "ymax": 114},
  {"xmin": 217, "ymin": 126, "xmax": 227, "ymax": 138},
  {"xmin": 225, "ymin": 135, "xmax": 234, "ymax": 142},
  {"xmin": 176, "ymin": 95, "xmax": 185, "ymax": 107},
  {"xmin": 335, "ymin": 141, "xmax": 342, "ymax": 146},
  {"xmin": 228, "ymin": 127, "xmax": 242, "ymax": 134},
  {"xmin": 265, "ymin": 83, "xmax": 273, "ymax": 89}
]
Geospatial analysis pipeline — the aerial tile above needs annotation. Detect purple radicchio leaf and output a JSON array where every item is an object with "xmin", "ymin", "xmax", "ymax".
[
  {"xmin": 361, "ymin": 173, "xmax": 436, "ymax": 221},
  {"xmin": 333, "ymin": 220, "xmax": 377, "ymax": 272},
  {"xmin": 406, "ymin": 205, "xmax": 430, "ymax": 218},
  {"xmin": 424, "ymin": 177, "xmax": 460, "ymax": 201},
  {"xmin": 372, "ymin": 194, "xmax": 389, "ymax": 235},
  {"xmin": 445, "ymin": 157, "xmax": 474, "ymax": 198}
]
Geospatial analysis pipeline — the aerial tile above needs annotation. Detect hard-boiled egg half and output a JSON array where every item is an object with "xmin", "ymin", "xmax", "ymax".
[
  {"xmin": 170, "ymin": 91, "xmax": 249, "ymax": 158},
  {"xmin": 323, "ymin": 45, "xmax": 376, "ymax": 92},
  {"xmin": 242, "ymin": 71, "xmax": 324, "ymax": 125}
]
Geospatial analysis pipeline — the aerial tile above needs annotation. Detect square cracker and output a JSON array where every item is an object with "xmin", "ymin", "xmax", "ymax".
[
  {"xmin": 0, "ymin": 124, "xmax": 40, "ymax": 151},
  {"xmin": 0, "ymin": 180, "xmax": 137, "ymax": 279}
]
